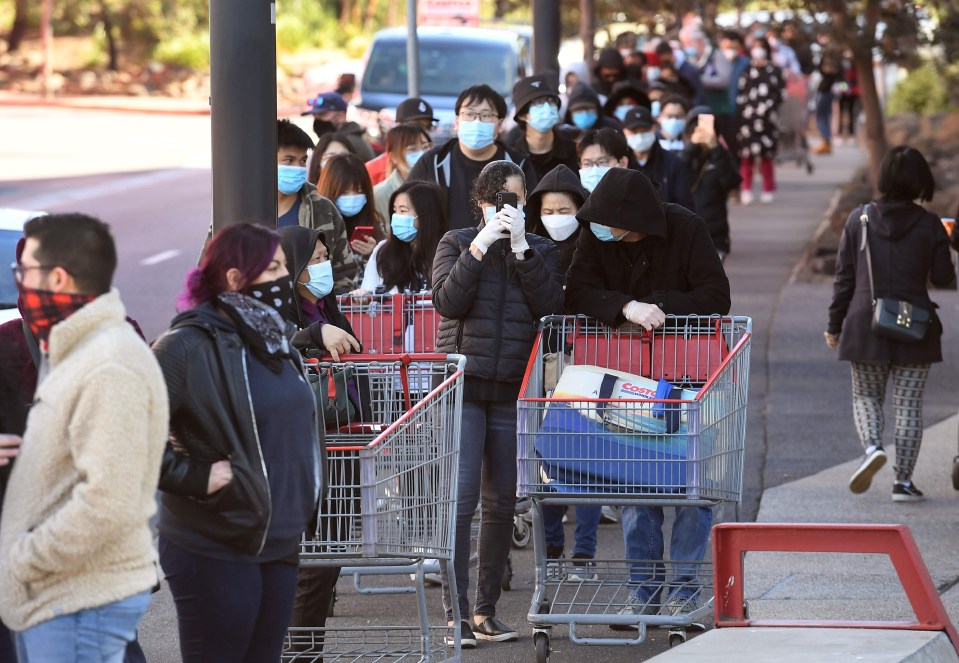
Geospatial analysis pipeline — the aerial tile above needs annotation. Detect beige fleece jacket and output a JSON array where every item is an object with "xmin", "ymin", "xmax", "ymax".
[{"xmin": 0, "ymin": 289, "xmax": 169, "ymax": 631}]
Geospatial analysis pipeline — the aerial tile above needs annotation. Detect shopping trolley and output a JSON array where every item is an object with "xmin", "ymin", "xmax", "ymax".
[
  {"xmin": 284, "ymin": 353, "xmax": 466, "ymax": 663},
  {"xmin": 517, "ymin": 315, "xmax": 752, "ymax": 659}
]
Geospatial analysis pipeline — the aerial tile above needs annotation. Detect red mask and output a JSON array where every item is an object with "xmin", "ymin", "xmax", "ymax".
[{"xmin": 18, "ymin": 285, "xmax": 95, "ymax": 344}]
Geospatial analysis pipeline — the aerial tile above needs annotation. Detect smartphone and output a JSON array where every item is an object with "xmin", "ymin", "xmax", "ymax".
[
  {"xmin": 699, "ymin": 113, "xmax": 715, "ymax": 132},
  {"xmin": 495, "ymin": 191, "xmax": 518, "ymax": 212},
  {"xmin": 350, "ymin": 225, "xmax": 374, "ymax": 244}
]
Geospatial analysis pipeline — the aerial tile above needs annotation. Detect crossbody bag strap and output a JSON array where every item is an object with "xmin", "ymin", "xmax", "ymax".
[{"xmin": 859, "ymin": 203, "xmax": 876, "ymax": 303}]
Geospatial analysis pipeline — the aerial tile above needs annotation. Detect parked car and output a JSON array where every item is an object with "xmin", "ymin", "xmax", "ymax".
[
  {"xmin": 355, "ymin": 26, "xmax": 532, "ymax": 142},
  {"xmin": 0, "ymin": 209, "xmax": 46, "ymax": 325}
]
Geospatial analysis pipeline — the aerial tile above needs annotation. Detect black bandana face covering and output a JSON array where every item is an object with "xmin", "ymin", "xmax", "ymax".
[{"xmin": 244, "ymin": 277, "xmax": 294, "ymax": 323}]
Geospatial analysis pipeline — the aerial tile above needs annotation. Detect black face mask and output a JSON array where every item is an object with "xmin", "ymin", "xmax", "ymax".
[
  {"xmin": 244, "ymin": 276, "xmax": 294, "ymax": 323},
  {"xmin": 313, "ymin": 119, "xmax": 335, "ymax": 137}
]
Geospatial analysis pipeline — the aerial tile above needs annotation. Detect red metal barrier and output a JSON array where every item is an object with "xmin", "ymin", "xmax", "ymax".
[{"xmin": 712, "ymin": 523, "xmax": 959, "ymax": 656}]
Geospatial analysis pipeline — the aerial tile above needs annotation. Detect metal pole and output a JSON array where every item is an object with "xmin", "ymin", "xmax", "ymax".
[
  {"xmin": 580, "ymin": 0, "xmax": 596, "ymax": 67},
  {"xmin": 406, "ymin": 0, "xmax": 420, "ymax": 97},
  {"xmin": 209, "ymin": 0, "xmax": 278, "ymax": 232},
  {"xmin": 532, "ymin": 0, "xmax": 560, "ymax": 77}
]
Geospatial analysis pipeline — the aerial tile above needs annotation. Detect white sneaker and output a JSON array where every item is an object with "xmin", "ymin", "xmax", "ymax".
[
  {"xmin": 740, "ymin": 190, "xmax": 754, "ymax": 206},
  {"xmin": 760, "ymin": 192, "xmax": 774, "ymax": 204}
]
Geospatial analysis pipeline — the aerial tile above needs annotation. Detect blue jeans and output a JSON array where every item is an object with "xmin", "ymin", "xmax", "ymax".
[
  {"xmin": 621, "ymin": 506, "xmax": 712, "ymax": 602},
  {"xmin": 816, "ymin": 91, "xmax": 834, "ymax": 144},
  {"xmin": 440, "ymin": 400, "xmax": 517, "ymax": 621},
  {"xmin": 14, "ymin": 590, "xmax": 151, "ymax": 663},
  {"xmin": 543, "ymin": 505, "xmax": 602, "ymax": 557}
]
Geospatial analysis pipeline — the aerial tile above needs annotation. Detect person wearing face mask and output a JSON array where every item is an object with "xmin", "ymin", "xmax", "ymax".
[
  {"xmin": 591, "ymin": 47, "xmax": 627, "ymax": 98},
  {"xmin": 408, "ymin": 84, "xmax": 539, "ymax": 231},
  {"xmin": 563, "ymin": 82, "xmax": 624, "ymax": 138},
  {"xmin": 356, "ymin": 181, "xmax": 448, "ymax": 295},
  {"xmin": 712, "ymin": 30, "xmax": 750, "ymax": 156},
  {"xmin": 152, "ymin": 223, "xmax": 323, "ymax": 663},
  {"xmin": 575, "ymin": 128, "xmax": 634, "ymax": 195},
  {"xmin": 621, "ymin": 108, "xmax": 696, "ymax": 211},
  {"xmin": 655, "ymin": 40, "xmax": 704, "ymax": 106},
  {"xmin": 601, "ymin": 79, "xmax": 652, "ymax": 129},
  {"xmin": 525, "ymin": 164, "xmax": 590, "ymax": 273},
  {"xmin": 275, "ymin": 120, "xmax": 358, "ymax": 295},
  {"xmin": 365, "ymin": 97, "xmax": 438, "ymax": 186},
  {"xmin": 432, "ymin": 160, "xmax": 563, "ymax": 647},
  {"xmin": 372, "ymin": 125, "xmax": 433, "ymax": 222},
  {"xmin": 657, "ymin": 94, "xmax": 692, "ymax": 152},
  {"xmin": 563, "ymin": 169, "xmax": 730, "ymax": 627},
  {"xmin": 316, "ymin": 153, "xmax": 385, "ymax": 273},
  {"xmin": 680, "ymin": 106, "xmax": 742, "ymax": 260},
  {"xmin": 736, "ymin": 37, "xmax": 785, "ymax": 205},
  {"xmin": 503, "ymin": 74, "xmax": 579, "ymax": 180},
  {"xmin": 301, "ymin": 91, "xmax": 375, "ymax": 161}
]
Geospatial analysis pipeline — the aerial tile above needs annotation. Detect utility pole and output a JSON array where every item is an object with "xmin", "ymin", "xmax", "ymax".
[
  {"xmin": 209, "ymin": 0, "xmax": 277, "ymax": 232},
  {"xmin": 532, "ymin": 0, "xmax": 560, "ymax": 78},
  {"xmin": 580, "ymin": 0, "xmax": 596, "ymax": 67},
  {"xmin": 407, "ymin": 0, "xmax": 420, "ymax": 97}
]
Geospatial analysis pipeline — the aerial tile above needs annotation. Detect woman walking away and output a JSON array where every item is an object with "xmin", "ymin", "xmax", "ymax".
[
  {"xmin": 433, "ymin": 160, "xmax": 563, "ymax": 647},
  {"xmin": 153, "ymin": 223, "xmax": 323, "ymax": 662},
  {"xmin": 825, "ymin": 146, "xmax": 952, "ymax": 502}
]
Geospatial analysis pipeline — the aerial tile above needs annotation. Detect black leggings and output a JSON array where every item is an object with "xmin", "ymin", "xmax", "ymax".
[
  {"xmin": 160, "ymin": 537, "xmax": 299, "ymax": 663},
  {"xmin": 839, "ymin": 95, "xmax": 858, "ymax": 137}
]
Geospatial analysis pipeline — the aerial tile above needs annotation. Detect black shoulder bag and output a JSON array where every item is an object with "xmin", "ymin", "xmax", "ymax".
[{"xmin": 860, "ymin": 204, "xmax": 930, "ymax": 343}]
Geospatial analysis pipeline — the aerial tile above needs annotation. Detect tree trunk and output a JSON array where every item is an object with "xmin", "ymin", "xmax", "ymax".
[
  {"xmin": 102, "ymin": 7, "xmax": 119, "ymax": 71},
  {"xmin": 6, "ymin": 0, "xmax": 29, "ymax": 53},
  {"xmin": 580, "ymin": 0, "xmax": 595, "ymax": 66},
  {"xmin": 340, "ymin": 0, "xmax": 353, "ymax": 28},
  {"xmin": 364, "ymin": 0, "xmax": 377, "ymax": 30},
  {"xmin": 387, "ymin": 0, "xmax": 399, "ymax": 26},
  {"xmin": 855, "ymin": 50, "xmax": 887, "ymax": 196}
]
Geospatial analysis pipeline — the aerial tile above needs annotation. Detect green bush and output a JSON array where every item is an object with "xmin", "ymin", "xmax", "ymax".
[
  {"xmin": 887, "ymin": 61, "xmax": 950, "ymax": 116},
  {"xmin": 153, "ymin": 31, "xmax": 210, "ymax": 69}
]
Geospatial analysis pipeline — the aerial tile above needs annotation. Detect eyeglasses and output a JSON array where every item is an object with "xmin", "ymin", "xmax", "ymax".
[
  {"xmin": 530, "ymin": 98, "xmax": 560, "ymax": 109},
  {"xmin": 10, "ymin": 262, "xmax": 55, "ymax": 283},
  {"xmin": 458, "ymin": 111, "xmax": 499, "ymax": 123},
  {"xmin": 580, "ymin": 156, "xmax": 615, "ymax": 169}
]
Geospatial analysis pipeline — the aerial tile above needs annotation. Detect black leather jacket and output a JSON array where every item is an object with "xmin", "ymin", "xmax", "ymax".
[{"xmin": 152, "ymin": 303, "xmax": 324, "ymax": 557}]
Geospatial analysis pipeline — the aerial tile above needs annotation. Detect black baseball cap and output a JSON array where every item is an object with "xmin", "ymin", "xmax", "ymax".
[
  {"xmin": 623, "ymin": 106, "xmax": 656, "ymax": 131},
  {"xmin": 396, "ymin": 97, "xmax": 438, "ymax": 124}
]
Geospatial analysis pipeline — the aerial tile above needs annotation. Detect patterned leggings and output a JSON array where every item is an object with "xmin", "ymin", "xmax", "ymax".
[{"xmin": 850, "ymin": 362, "xmax": 930, "ymax": 482}]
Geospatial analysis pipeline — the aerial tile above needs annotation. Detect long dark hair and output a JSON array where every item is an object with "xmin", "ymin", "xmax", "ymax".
[
  {"xmin": 179, "ymin": 223, "xmax": 279, "ymax": 310},
  {"xmin": 308, "ymin": 134, "xmax": 356, "ymax": 185},
  {"xmin": 377, "ymin": 181, "xmax": 447, "ymax": 292},
  {"xmin": 316, "ymin": 153, "xmax": 384, "ymax": 239}
]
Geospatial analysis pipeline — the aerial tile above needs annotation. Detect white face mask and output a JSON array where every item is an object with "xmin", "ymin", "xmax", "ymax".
[
  {"xmin": 626, "ymin": 131, "xmax": 657, "ymax": 154},
  {"xmin": 540, "ymin": 214, "xmax": 579, "ymax": 242}
]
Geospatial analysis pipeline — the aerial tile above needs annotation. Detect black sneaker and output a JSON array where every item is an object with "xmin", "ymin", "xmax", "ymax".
[
  {"xmin": 892, "ymin": 481, "xmax": 925, "ymax": 503},
  {"xmin": 567, "ymin": 553, "xmax": 598, "ymax": 581},
  {"xmin": 444, "ymin": 621, "xmax": 476, "ymax": 648},
  {"xmin": 472, "ymin": 617, "xmax": 518, "ymax": 642},
  {"xmin": 849, "ymin": 445, "xmax": 887, "ymax": 494}
]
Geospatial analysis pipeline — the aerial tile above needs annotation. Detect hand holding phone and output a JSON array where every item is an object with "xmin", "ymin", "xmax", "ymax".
[
  {"xmin": 349, "ymin": 225, "xmax": 374, "ymax": 245},
  {"xmin": 699, "ymin": 113, "xmax": 714, "ymax": 132}
]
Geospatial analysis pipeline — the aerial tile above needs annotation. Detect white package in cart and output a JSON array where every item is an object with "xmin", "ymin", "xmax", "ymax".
[{"xmin": 552, "ymin": 365, "xmax": 698, "ymax": 435}]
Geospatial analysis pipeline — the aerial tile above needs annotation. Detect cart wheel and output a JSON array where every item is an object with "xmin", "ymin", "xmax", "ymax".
[
  {"xmin": 512, "ymin": 518, "xmax": 531, "ymax": 549},
  {"xmin": 501, "ymin": 554, "xmax": 513, "ymax": 591},
  {"xmin": 952, "ymin": 456, "xmax": 959, "ymax": 490},
  {"xmin": 668, "ymin": 630, "xmax": 687, "ymax": 647},
  {"xmin": 534, "ymin": 632, "xmax": 550, "ymax": 663}
]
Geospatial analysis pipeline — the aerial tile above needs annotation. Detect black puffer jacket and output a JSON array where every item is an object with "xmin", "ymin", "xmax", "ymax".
[
  {"xmin": 565, "ymin": 168, "xmax": 730, "ymax": 324},
  {"xmin": 432, "ymin": 227, "xmax": 563, "ymax": 399},
  {"xmin": 153, "ymin": 304, "xmax": 324, "ymax": 556},
  {"xmin": 828, "ymin": 200, "xmax": 952, "ymax": 363},
  {"xmin": 681, "ymin": 143, "xmax": 741, "ymax": 253}
]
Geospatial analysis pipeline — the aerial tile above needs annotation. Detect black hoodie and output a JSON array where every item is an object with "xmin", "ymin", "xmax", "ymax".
[
  {"xmin": 592, "ymin": 48, "xmax": 626, "ymax": 97},
  {"xmin": 563, "ymin": 83, "xmax": 623, "ymax": 134},
  {"xmin": 564, "ymin": 168, "xmax": 730, "ymax": 325},
  {"xmin": 278, "ymin": 225, "xmax": 358, "ymax": 351},
  {"xmin": 526, "ymin": 164, "xmax": 590, "ymax": 274}
]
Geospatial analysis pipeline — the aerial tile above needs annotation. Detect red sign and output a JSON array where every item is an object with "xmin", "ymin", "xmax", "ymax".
[{"xmin": 418, "ymin": 0, "xmax": 481, "ymax": 26}]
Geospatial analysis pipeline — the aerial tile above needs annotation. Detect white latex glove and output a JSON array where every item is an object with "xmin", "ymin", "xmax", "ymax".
[
  {"xmin": 623, "ymin": 301, "xmax": 666, "ymax": 331},
  {"xmin": 498, "ymin": 204, "xmax": 530, "ymax": 254},
  {"xmin": 471, "ymin": 217, "xmax": 510, "ymax": 255}
]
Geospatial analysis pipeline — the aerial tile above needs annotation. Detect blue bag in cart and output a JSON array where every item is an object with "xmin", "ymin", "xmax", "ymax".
[{"xmin": 535, "ymin": 402, "xmax": 690, "ymax": 494}]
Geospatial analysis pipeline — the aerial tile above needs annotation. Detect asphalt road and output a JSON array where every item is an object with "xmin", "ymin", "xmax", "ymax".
[{"xmin": 2, "ymin": 106, "xmax": 957, "ymax": 662}]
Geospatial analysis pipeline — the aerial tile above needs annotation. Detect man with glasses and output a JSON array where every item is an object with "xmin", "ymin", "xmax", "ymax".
[
  {"xmin": 576, "ymin": 127, "xmax": 633, "ymax": 193},
  {"xmin": 0, "ymin": 213, "xmax": 168, "ymax": 661},
  {"xmin": 408, "ymin": 84, "xmax": 538, "ymax": 229},
  {"xmin": 504, "ymin": 75, "xmax": 578, "ymax": 180}
]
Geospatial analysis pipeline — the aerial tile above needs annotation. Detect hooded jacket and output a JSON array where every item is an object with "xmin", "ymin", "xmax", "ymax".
[
  {"xmin": 634, "ymin": 139, "xmax": 696, "ymax": 212},
  {"xmin": 565, "ymin": 168, "xmax": 730, "ymax": 324},
  {"xmin": 295, "ymin": 184, "xmax": 358, "ymax": 294},
  {"xmin": 152, "ymin": 303, "xmax": 323, "ymax": 559},
  {"xmin": 592, "ymin": 48, "xmax": 626, "ymax": 97},
  {"xmin": 432, "ymin": 225, "xmax": 564, "ymax": 400},
  {"xmin": 526, "ymin": 164, "xmax": 589, "ymax": 275},
  {"xmin": 504, "ymin": 128, "xmax": 579, "ymax": 181},
  {"xmin": 563, "ymin": 83, "xmax": 623, "ymax": 133},
  {"xmin": 828, "ymin": 200, "xmax": 952, "ymax": 364}
]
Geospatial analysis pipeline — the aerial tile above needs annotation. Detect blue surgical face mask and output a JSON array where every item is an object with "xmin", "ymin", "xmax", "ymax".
[
  {"xmin": 458, "ymin": 119, "xmax": 496, "ymax": 150},
  {"xmin": 613, "ymin": 105, "xmax": 635, "ymax": 122},
  {"xmin": 391, "ymin": 213, "xmax": 418, "ymax": 242},
  {"xmin": 527, "ymin": 103, "xmax": 560, "ymax": 133},
  {"xmin": 646, "ymin": 67, "xmax": 662, "ymax": 83},
  {"xmin": 660, "ymin": 117, "xmax": 687, "ymax": 139},
  {"xmin": 651, "ymin": 100, "xmax": 662, "ymax": 118},
  {"xmin": 579, "ymin": 165, "xmax": 611, "ymax": 192},
  {"xmin": 684, "ymin": 46, "xmax": 699, "ymax": 60},
  {"xmin": 301, "ymin": 260, "xmax": 334, "ymax": 299},
  {"xmin": 572, "ymin": 110, "xmax": 598, "ymax": 130},
  {"xmin": 277, "ymin": 165, "xmax": 307, "ymax": 195},
  {"xmin": 590, "ymin": 222, "xmax": 625, "ymax": 242},
  {"xmin": 335, "ymin": 193, "xmax": 367, "ymax": 217},
  {"xmin": 405, "ymin": 150, "xmax": 424, "ymax": 168}
]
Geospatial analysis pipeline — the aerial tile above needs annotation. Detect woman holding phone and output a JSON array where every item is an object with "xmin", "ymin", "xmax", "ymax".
[
  {"xmin": 432, "ymin": 160, "xmax": 563, "ymax": 646},
  {"xmin": 316, "ymin": 154, "xmax": 384, "ymax": 260}
]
